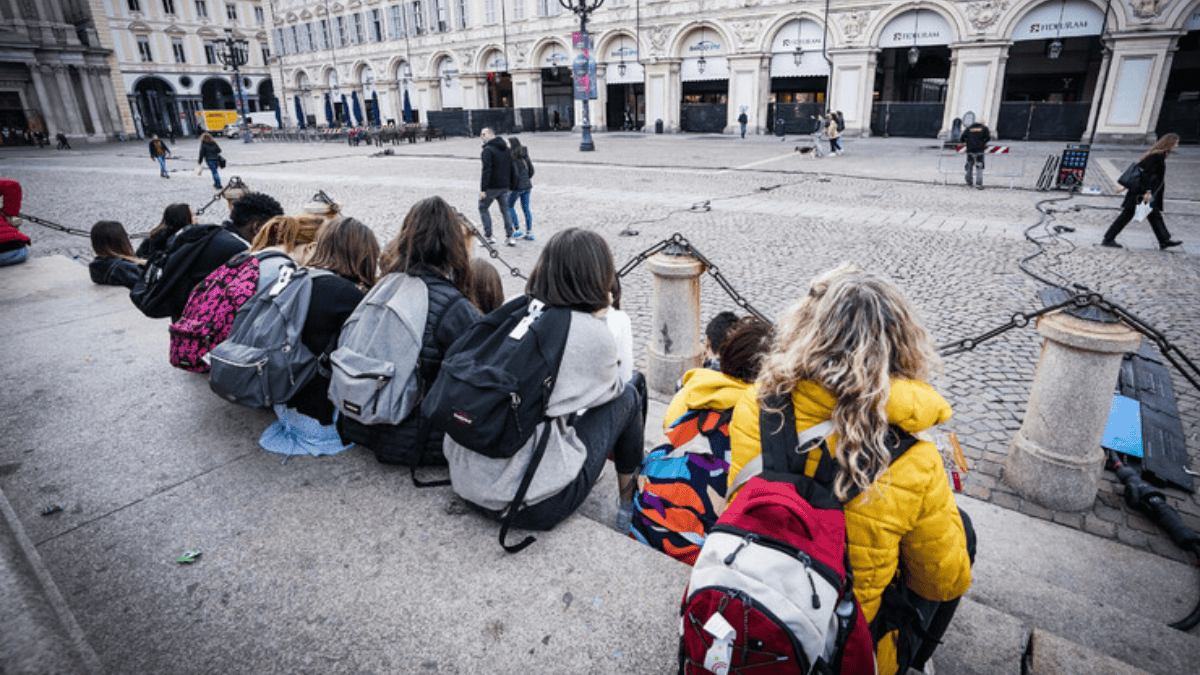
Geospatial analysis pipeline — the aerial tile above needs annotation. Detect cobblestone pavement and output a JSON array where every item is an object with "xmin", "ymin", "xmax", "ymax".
[{"xmin": 4, "ymin": 133, "xmax": 1199, "ymax": 563}]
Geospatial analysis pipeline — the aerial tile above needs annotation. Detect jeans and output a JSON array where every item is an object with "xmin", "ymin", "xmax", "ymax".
[
  {"xmin": 740, "ymin": 123, "xmax": 746, "ymax": 138},
  {"xmin": 508, "ymin": 189, "xmax": 532, "ymax": 232},
  {"xmin": 478, "ymin": 188, "xmax": 514, "ymax": 238},
  {"xmin": 155, "ymin": 156, "xmax": 168, "ymax": 176},
  {"xmin": 965, "ymin": 153, "xmax": 985, "ymax": 185},
  {"xmin": 487, "ymin": 383, "xmax": 644, "ymax": 531},
  {"xmin": 207, "ymin": 159, "xmax": 221, "ymax": 187}
]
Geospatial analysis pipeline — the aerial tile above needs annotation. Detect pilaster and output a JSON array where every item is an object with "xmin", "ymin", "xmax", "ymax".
[
  {"xmin": 1090, "ymin": 31, "xmax": 1180, "ymax": 144},
  {"xmin": 945, "ymin": 41, "xmax": 1010, "ymax": 139},
  {"xmin": 826, "ymin": 47, "xmax": 875, "ymax": 138},
  {"xmin": 643, "ymin": 59, "xmax": 680, "ymax": 133},
  {"xmin": 727, "ymin": 54, "xmax": 770, "ymax": 135}
]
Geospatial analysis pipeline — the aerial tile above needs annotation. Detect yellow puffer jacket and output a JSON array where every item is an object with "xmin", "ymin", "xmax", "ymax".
[
  {"xmin": 664, "ymin": 368, "xmax": 751, "ymax": 430},
  {"xmin": 728, "ymin": 379, "xmax": 972, "ymax": 675}
]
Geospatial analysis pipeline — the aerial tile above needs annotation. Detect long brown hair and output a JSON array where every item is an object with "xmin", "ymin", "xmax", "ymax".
[
  {"xmin": 200, "ymin": 132, "xmax": 215, "ymax": 144},
  {"xmin": 148, "ymin": 203, "xmax": 193, "ymax": 240},
  {"xmin": 380, "ymin": 196, "xmax": 472, "ymax": 297},
  {"xmin": 90, "ymin": 220, "xmax": 142, "ymax": 263},
  {"xmin": 1140, "ymin": 132, "xmax": 1180, "ymax": 162},
  {"xmin": 249, "ymin": 214, "xmax": 326, "ymax": 261},
  {"xmin": 757, "ymin": 264, "xmax": 939, "ymax": 501},
  {"xmin": 468, "ymin": 258, "xmax": 504, "ymax": 314},
  {"xmin": 306, "ymin": 216, "xmax": 380, "ymax": 290}
]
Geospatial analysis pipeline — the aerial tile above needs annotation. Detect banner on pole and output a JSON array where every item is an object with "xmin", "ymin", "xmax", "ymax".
[{"xmin": 572, "ymin": 31, "xmax": 597, "ymax": 100}]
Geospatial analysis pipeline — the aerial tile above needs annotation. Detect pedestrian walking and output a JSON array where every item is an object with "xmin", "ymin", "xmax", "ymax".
[
  {"xmin": 552, "ymin": 109, "xmax": 561, "ymax": 130},
  {"xmin": 148, "ymin": 134, "xmax": 172, "ymax": 178},
  {"xmin": 961, "ymin": 119, "xmax": 991, "ymax": 188},
  {"xmin": 834, "ymin": 111, "xmax": 845, "ymax": 152},
  {"xmin": 825, "ymin": 113, "xmax": 841, "ymax": 156},
  {"xmin": 477, "ymin": 127, "xmax": 516, "ymax": 246},
  {"xmin": 1101, "ymin": 132, "xmax": 1182, "ymax": 250},
  {"xmin": 198, "ymin": 132, "xmax": 224, "ymax": 189},
  {"xmin": 55, "ymin": 132, "xmax": 71, "ymax": 150},
  {"xmin": 738, "ymin": 111, "xmax": 748, "ymax": 139},
  {"xmin": 507, "ymin": 138, "xmax": 535, "ymax": 240}
]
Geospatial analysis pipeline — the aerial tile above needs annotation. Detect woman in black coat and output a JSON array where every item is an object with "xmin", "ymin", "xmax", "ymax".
[
  {"xmin": 198, "ymin": 133, "xmax": 224, "ymax": 189},
  {"xmin": 1102, "ymin": 133, "xmax": 1181, "ymax": 250}
]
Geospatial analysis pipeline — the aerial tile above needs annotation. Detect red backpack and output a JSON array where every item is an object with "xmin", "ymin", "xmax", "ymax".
[
  {"xmin": 168, "ymin": 251, "xmax": 288, "ymax": 372},
  {"xmin": 679, "ymin": 396, "xmax": 915, "ymax": 675}
]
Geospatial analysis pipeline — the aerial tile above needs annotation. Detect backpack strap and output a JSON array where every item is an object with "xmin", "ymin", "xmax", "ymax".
[
  {"xmin": 498, "ymin": 421, "xmax": 553, "ymax": 554},
  {"xmin": 728, "ymin": 416, "xmax": 833, "ymax": 496}
]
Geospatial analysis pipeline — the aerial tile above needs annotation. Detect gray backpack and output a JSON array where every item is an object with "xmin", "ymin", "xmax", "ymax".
[
  {"xmin": 328, "ymin": 273, "xmax": 429, "ymax": 426},
  {"xmin": 208, "ymin": 264, "xmax": 329, "ymax": 408}
]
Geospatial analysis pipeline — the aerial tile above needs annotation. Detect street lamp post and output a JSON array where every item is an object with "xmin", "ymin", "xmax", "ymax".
[
  {"xmin": 557, "ymin": 0, "xmax": 603, "ymax": 151},
  {"xmin": 218, "ymin": 28, "xmax": 252, "ymax": 143}
]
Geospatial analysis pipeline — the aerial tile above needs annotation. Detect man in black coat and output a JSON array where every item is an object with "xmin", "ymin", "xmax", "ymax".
[
  {"xmin": 960, "ymin": 120, "xmax": 991, "ymax": 189},
  {"xmin": 478, "ymin": 127, "xmax": 516, "ymax": 245}
]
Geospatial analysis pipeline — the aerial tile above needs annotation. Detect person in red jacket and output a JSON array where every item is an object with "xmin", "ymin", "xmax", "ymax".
[{"xmin": 0, "ymin": 179, "xmax": 30, "ymax": 267}]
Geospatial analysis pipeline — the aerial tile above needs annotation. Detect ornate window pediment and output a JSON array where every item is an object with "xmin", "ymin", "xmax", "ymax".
[
  {"xmin": 128, "ymin": 21, "xmax": 152, "ymax": 34},
  {"xmin": 300, "ymin": 9, "xmax": 313, "ymax": 19},
  {"xmin": 164, "ymin": 24, "xmax": 186, "ymax": 36},
  {"xmin": 197, "ymin": 26, "xmax": 219, "ymax": 37}
]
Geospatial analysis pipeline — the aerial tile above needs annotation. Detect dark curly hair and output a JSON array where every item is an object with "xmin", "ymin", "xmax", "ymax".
[{"xmin": 229, "ymin": 192, "xmax": 284, "ymax": 239}]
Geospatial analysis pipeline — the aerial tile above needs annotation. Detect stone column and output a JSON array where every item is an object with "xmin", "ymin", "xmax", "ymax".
[
  {"xmin": 1089, "ymin": 31, "xmax": 1178, "ymax": 144},
  {"xmin": 645, "ymin": 250, "xmax": 704, "ymax": 396},
  {"xmin": 51, "ymin": 63, "xmax": 86, "ymax": 134},
  {"xmin": 826, "ymin": 47, "xmax": 876, "ymax": 138},
  {"xmin": 510, "ymin": 67, "xmax": 543, "ymax": 110},
  {"xmin": 458, "ymin": 74, "xmax": 487, "ymax": 110},
  {"xmin": 943, "ymin": 41, "xmax": 1009, "ymax": 139},
  {"xmin": 727, "ymin": 54, "xmax": 770, "ymax": 135},
  {"xmin": 593, "ymin": 64, "xmax": 607, "ymax": 131},
  {"xmin": 1004, "ymin": 311, "xmax": 1142, "ymax": 511},
  {"xmin": 643, "ymin": 59, "xmax": 680, "ymax": 133},
  {"xmin": 78, "ymin": 67, "xmax": 107, "ymax": 139},
  {"xmin": 27, "ymin": 61, "xmax": 59, "ymax": 134}
]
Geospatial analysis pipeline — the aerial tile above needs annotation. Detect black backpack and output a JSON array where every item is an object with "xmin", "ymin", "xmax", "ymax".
[
  {"xmin": 421, "ymin": 295, "xmax": 571, "ymax": 553},
  {"xmin": 130, "ymin": 225, "xmax": 224, "ymax": 319}
]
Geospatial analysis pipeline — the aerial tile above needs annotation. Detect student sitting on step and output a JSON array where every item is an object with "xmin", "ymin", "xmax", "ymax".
[
  {"xmin": 247, "ymin": 213, "xmax": 327, "ymax": 292},
  {"xmin": 136, "ymin": 203, "xmax": 194, "ymax": 260},
  {"xmin": 444, "ymin": 228, "xmax": 645, "ymax": 533},
  {"xmin": 468, "ymin": 257, "xmax": 505, "ymax": 315},
  {"xmin": 727, "ymin": 263, "xmax": 974, "ymax": 675},
  {"xmin": 89, "ymin": 220, "xmax": 145, "ymax": 288}
]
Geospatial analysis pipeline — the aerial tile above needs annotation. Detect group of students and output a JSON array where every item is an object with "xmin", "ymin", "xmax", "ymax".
[{"xmin": 83, "ymin": 185, "xmax": 969, "ymax": 674}]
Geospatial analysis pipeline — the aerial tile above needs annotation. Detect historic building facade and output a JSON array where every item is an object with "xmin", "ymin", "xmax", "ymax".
[
  {"xmin": 95, "ymin": 0, "xmax": 276, "ymax": 137},
  {"xmin": 269, "ymin": 0, "xmax": 1198, "ymax": 143},
  {"xmin": 0, "ymin": 0, "xmax": 127, "ymax": 144}
]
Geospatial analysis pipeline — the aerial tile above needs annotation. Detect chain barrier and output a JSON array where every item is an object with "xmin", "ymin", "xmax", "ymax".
[{"xmin": 466, "ymin": 225, "xmax": 527, "ymax": 279}]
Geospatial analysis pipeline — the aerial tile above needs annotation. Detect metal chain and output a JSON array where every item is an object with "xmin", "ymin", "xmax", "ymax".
[
  {"xmin": 467, "ymin": 225, "xmax": 526, "ymax": 279},
  {"xmin": 16, "ymin": 212, "xmax": 96, "ymax": 238}
]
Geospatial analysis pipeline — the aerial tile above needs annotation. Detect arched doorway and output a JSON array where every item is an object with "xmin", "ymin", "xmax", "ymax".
[
  {"xmin": 482, "ymin": 48, "xmax": 512, "ymax": 109},
  {"xmin": 135, "ymin": 76, "xmax": 179, "ymax": 137},
  {"xmin": 394, "ymin": 61, "xmax": 418, "ymax": 124},
  {"xmin": 257, "ymin": 80, "xmax": 275, "ymax": 110},
  {"xmin": 768, "ymin": 18, "xmax": 829, "ymax": 134},
  {"xmin": 872, "ymin": 9, "xmax": 953, "ymax": 137},
  {"xmin": 604, "ymin": 35, "xmax": 644, "ymax": 130},
  {"xmin": 998, "ymin": 0, "xmax": 1105, "ymax": 141},
  {"xmin": 1157, "ymin": 8, "xmax": 1200, "ymax": 143},
  {"xmin": 201, "ymin": 77, "xmax": 236, "ymax": 110},
  {"xmin": 679, "ymin": 26, "xmax": 729, "ymax": 133},
  {"xmin": 537, "ymin": 42, "xmax": 572, "ymax": 130},
  {"xmin": 437, "ymin": 56, "xmax": 463, "ymax": 110}
]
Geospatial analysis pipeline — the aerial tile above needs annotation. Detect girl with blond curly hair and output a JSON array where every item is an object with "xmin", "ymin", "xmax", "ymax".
[{"xmin": 727, "ymin": 263, "xmax": 974, "ymax": 675}]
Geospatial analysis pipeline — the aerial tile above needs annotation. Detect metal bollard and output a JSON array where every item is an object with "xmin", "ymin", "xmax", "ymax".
[
  {"xmin": 645, "ymin": 250, "xmax": 704, "ymax": 396},
  {"xmin": 1004, "ymin": 310, "xmax": 1142, "ymax": 511}
]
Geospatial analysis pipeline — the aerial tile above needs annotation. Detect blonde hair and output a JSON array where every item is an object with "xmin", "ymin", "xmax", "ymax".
[
  {"xmin": 757, "ymin": 263, "xmax": 940, "ymax": 501},
  {"xmin": 249, "ymin": 214, "xmax": 326, "ymax": 262}
]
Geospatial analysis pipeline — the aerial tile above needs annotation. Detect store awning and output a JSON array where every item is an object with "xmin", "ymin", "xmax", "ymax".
[
  {"xmin": 1012, "ymin": 0, "xmax": 1104, "ymax": 41},
  {"xmin": 879, "ymin": 9, "xmax": 954, "ymax": 48}
]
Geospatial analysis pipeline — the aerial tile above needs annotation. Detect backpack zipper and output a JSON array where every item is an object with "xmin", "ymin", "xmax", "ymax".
[
  {"xmin": 686, "ymin": 585, "xmax": 811, "ymax": 672},
  {"xmin": 712, "ymin": 524, "xmax": 842, "ymax": 598},
  {"xmin": 722, "ymin": 533, "xmax": 823, "ymax": 610}
]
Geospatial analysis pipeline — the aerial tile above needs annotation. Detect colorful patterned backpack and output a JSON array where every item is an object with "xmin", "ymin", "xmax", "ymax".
[
  {"xmin": 628, "ymin": 409, "xmax": 732, "ymax": 566},
  {"xmin": 168, "ymin": 251, "xmax": 288, "ymax": 373}
]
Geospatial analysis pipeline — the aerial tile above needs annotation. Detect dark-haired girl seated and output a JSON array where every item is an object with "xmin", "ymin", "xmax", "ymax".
[{"xmin": 89, "ymin": 220, "xmax": 145, "ymax": 288}]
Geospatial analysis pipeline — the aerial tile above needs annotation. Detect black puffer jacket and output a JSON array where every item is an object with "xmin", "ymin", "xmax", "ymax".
[
  {"xmin": 481, "ymin": 137, "xmax": 515, "ymax": 191},
  {"xmin": 338, "ymin": 271, "xmax": 480, "ymax": 466},
  {"xmin": 89, "ymin": 256, "xmax": 143, "ymax": 288}
]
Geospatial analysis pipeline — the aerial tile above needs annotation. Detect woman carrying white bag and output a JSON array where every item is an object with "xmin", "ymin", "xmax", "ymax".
[{"xmin": 1101, "ymin": 133, "xmax": 1182, "ymax": 251}]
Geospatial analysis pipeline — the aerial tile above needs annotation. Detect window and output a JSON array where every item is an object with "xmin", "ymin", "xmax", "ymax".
[
  {"xmin": 456, "ymin": 0, "xmax": 466, "ymax": 29},
  {"xmin": 319, "ymin": 19, "xmax": 330, "ymax": 49},
  {"xmin": 336, "ymin": 16, "xmax": 346, "ymax": 46},
  {"xmin": 195, "ymin": 0, "xmax": 207, "ymax": 18},
  {"xmin": 226, "ymin": 3, "xmax": 237, "ymax": 20},
  {"xmin": 254, "ymin": 6, "xmax": 263, "ymax": 23},
  {"xmin": 512, "ymin": 0, "xmax": 523, "ymax": 21},
  {"xmin": 371, "ymin": 9, "xmax": 384, "ymax": 41},
  {"xmin": 137, "ymin": 35, "xmax": 153, "ymax": 62},
  {"xmin": 162, "ymin": 0, "xmax": 175, "ymax": 13},
  {"xmin": 204, "ymin": 40, "xmax": 217, "ymax": 63},
  {"xmin": 410, "ymin": 1, "xmax": 424, "ymax": 35},
  {"xmin": 389, "ymin": 5, "xmax": 404, "ymax": 38},
  {"xmin": 484, "ymin": 0, "xmax": 496, "ymax": 24},
  {"xmin": 288, "ymin": 26, "xmax": 299, "ymax": 54},
  {"xmin": 352, "ymin": 13, "xmax": 364, "ymax": 44},
  {"xmin": 127, "ymin": 0, "xmax": 140, "ymax": 11},
  {"xmin": 305, "ymin": 23, "xmax": 315, "ymax": 51},
  {"xmin": 172, "ymin": 38, "xmax": 186, "ymax": 62},
  {"xmin": 435, "ymin": 0, "xmax": 448, "ymax": 32},
  {"xmin": 537, "ymin": 0, "xmax": 559, "ymax": 17},
  {"xmin": 260, "ymin": 42, "xmax": 269, "ymax": 63}
]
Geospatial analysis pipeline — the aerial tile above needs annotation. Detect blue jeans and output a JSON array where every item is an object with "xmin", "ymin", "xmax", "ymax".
[
  {"xmin": 156, "ymin": 156, "xmax": 168, "ymax": 176},
  {"xmin": 207, "ymin": 159, "xmax": 221, "ymax": 187},
  {"xmin": 0, "ymin": 246, "xmax": 28, "ymax": 267},
  {"xmin": 508, "ymin": 189, "xmax": 532, "ymax": 232},
  {"xmin": 478, "ymin": 188, "xmax": 514, "ymax": 238},
  {"xmin": 480, "ymin": 382, "xmax": 644, "ymax": 531}
]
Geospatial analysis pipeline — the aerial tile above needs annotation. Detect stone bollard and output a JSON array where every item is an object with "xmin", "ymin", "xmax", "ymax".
[
  {"xmin": 1005, "ymin": 311, "xmax": 1141, "ymax": 511},
  {"xmin": 645, "ymin": 251, "xmax": 704, "ymax": 396}
]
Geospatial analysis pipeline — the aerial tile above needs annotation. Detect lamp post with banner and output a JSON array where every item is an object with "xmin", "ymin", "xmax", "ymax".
[
  {"xmin": 218, "ymin": 28, "xmax": 252, "ymax": 143},
  {"xmin": 558, "ymin": 0, "xmax": 603, "ymax": 151}
]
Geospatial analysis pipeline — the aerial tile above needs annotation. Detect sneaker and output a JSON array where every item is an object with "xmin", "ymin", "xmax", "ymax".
[
  {"xmin": 1099, "ymin": 240, "xmax": 1122, "ymax": 249},
  {"xmin": 512, "ymin": 229, "xmax": 524, "ymax": 239},
  {"xmin": 1160, "ymin": 239, "xmax": 1183, "ymax": 250},
  {"xmin": 975, "ymin": 184, "xmax": 984, "ymax": 190},
  {"xmin": 485, "ymin": 236, "xmax": 496, "ymax": 245},
  {"xmin": 505, "ymin": 237, "xmax": 515, "ymax": 247},
  {"xmin": 614, "ymin": 499, "xmax": 635, "ymax": 534},
  {"xmin": 525, "ymin": 231, "xmax": 535, "ymax": 241}
]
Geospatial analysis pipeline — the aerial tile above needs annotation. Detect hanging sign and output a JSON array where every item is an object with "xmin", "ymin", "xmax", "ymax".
[
  {"xmin": 878, "ymin": 10, "xmax": 954, "ymax": 48},
  {"xmin": 1011, "ymin": 0, "xmax": 1104, "ymax": 41},
  {"xmin": 770, "ymin": 19, "xmax": 831, "ymax": 78},
  {"xmin": 542, "ymin": 48, "xmax": 570, "ymax": 68},
  {"xmin": 681, "ymin": 31, "xmax": 729, "ymax": 81},
  {"xmin": 607, "ymin": 40, "xmax": 645, "ymax": 84},
  {"xmin": 573, "ymin": 32, "xmax": 597, "ymax": 100}
]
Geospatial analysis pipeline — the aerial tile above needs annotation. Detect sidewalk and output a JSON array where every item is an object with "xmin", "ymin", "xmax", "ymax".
[{"xmin": 1, "ymin": 255, "xmax": 1198, "ymax": 674}]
